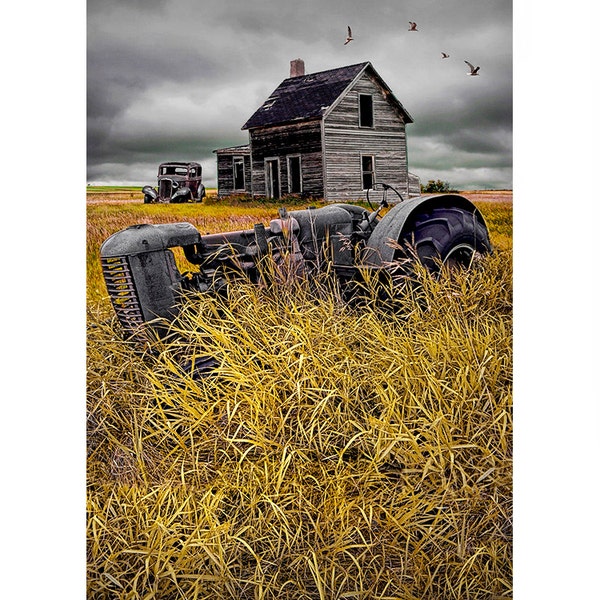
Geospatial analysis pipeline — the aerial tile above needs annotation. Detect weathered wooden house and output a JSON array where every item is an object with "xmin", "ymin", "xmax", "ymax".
[
  {"xmin": 215, "ymin": 59, "xmax": 420, "ymax": 201},
  {"xmin": 214, "ymin": 144, "xmax": 251, "ymax": 195}
]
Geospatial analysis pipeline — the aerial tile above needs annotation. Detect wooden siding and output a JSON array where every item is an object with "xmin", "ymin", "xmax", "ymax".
[
  {"xmin": 408, "ymin": 172, "xmax": 421, "ymax": 197},
  {"xmin": 216, "ymin": 153, "xmax": 251, "ymax": 197},
  {"xmin": 249, "ymin": 120, "xmax": 324, "ymax": 198},
  {"xmin": 323, "ymin": 72, "xmax": 410, "ymax": 202}
]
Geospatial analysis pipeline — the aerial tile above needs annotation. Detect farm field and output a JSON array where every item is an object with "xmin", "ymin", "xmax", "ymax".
[
  {"xmin": 86, "ymin": 189, "xmax": 512, "ymax": 305},
  {"xmin": 87, "ymin": 191, "xmax": 512, "ymax": 598},
  {"xmin": 86, "ymin": 186, "xmax": 511, "ymax": 206},
  {"xmin": 86, "ymin": 186, "xmax": 219, "ymax": 204}
]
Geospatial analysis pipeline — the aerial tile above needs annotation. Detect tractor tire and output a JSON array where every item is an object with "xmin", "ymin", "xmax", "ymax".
[{"xmin": 400, "ymin": 206, "xmax": 491, "ymax": 272}]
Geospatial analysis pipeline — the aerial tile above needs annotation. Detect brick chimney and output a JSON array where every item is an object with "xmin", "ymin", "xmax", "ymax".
[{"xmin": 290, "ymin": 58, "xmax": 305, "ymax": 77}]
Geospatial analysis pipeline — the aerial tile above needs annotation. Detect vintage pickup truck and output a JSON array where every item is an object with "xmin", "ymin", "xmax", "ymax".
[{"xmin": 142, "ymin": 161, "xmax": 206, "ymax": 203}]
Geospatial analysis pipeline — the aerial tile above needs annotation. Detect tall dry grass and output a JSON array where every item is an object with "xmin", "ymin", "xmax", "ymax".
[{"xmin": 87, "ymin": 200, "xmax": 512, "ymax": 599}]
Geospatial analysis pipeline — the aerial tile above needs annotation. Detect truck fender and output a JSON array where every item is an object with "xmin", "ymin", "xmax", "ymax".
[
  {"xmin": 171, "ymin": 186, "xmax": 192, "ymax": 203},
  {"xmin": 142, "ymin": 185, "xmax": 158, "ymax": 203},
  {"xmin": 196, "ymin": 184, "xmax": 206, "ymax": 201},
  {"xmin": 363, "ymin": 194, "xmax": 490, "ymax": 267}
]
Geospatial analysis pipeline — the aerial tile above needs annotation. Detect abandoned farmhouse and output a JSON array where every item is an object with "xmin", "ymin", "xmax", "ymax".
[{"xmin": 215, "ymin": 60, "xmax": 421, "ymax": 202}]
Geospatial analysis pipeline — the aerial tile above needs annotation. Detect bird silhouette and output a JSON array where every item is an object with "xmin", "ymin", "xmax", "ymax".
[
  {"xmin": 441, "ymin": 52, "xmax": 450, "ymax": 59},
  {"xmin": 408, "ymin": 21, "xmax": 418, "ymax": 31},
  {"xmin": 465, "ymin": 60, "xmax": 480, "ymax": 75},
  {"xmin": 344, "ymin": 26, "xmax": 353, "ymax": 44}
]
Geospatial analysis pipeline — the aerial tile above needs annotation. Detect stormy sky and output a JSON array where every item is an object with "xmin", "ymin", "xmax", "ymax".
[{"xmin": 87, "ymin": 0, "xmax": 512, "ymax": 190}]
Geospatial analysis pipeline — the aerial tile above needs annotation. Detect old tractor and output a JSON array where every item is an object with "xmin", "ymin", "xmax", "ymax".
[
  {"xmin": 142, "ymin": 161, "xmax": 206, "ymax": 204},
  {"xmin": 101, "ymin": 184, "xmax": 491, "ymax": 340}
]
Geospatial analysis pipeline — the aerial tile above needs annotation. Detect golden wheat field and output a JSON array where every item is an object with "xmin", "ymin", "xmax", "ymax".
[{"xmin": 87, "ymin": 192, "xmax": 512, "ymax": 599}]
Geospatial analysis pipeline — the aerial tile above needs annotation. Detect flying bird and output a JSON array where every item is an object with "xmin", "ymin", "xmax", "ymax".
[
  {"xmin": 344, "ymin": 26, "xmax": 353, "ymax": 44},
  {"xmin": 465, "ymin": 60, "xmax": 480, "ymax": 75},
  {"xmin": 408, "ymin": 21, "xmax": 418, "ymax": 31},
  {"xmin": 441, "ymin": 52, "xmax": 450, "ymax": 59}
]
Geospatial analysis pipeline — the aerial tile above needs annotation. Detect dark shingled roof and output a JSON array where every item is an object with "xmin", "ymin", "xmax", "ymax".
[{"xmin": 242, "ymin": 61, "xmax": 412, "ymax": 130}]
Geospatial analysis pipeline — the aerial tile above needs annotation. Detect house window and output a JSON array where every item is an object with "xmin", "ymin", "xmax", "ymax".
[
  {"xmin": 359, "ymin": 94, "xmax": 373, "ymax": 128},
  {"xmin": 288, "ymin": 156, "xmax": 302, "ymax": 194},
  {"xmin": 233, "ymin": 157, "xmax": 245, "ymax": 190},
  {"xmin": 361, "ymin": 155, "xmax": 375, "ymax": 189}
]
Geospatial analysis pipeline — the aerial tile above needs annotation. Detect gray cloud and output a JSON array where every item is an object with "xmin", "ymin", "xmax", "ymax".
[{"xmin": 87, "ymin": 0, "xmax": 512, "ymax": 189}]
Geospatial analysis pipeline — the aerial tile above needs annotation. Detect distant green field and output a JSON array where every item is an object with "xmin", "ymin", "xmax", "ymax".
[{"xmin": 86, "ymin": 186, "xmax": 143, "ymax": 193}]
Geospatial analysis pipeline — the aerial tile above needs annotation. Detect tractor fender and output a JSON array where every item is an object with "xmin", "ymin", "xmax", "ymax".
[{"xmin": 363, "ymin": 194, "xmax": 487, "ymax": 267}]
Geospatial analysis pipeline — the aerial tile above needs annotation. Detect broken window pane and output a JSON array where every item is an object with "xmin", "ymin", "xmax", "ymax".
[
  {"xmin": 233, "ymin": 157, "xmax": 245, "ymax": 190},
  {"xmin": 362, "ymin": 155, "xmax": 375, "ymax": 189}
]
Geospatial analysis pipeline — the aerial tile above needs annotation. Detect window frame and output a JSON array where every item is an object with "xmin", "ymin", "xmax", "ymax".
[
  {"xmin": 265, "ymin": 157, "xmax": 281, "ymax": 199},
  {"xmin": 361, "ymin": 154, "xmax": 376, "ymax": 190},
  {"xmin": 232, "ymin": 156, "xmax": 245, "ymax": 191}
]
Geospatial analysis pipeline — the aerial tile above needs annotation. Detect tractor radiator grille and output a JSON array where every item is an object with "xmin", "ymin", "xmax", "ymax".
[{"xmin": 101, "ymin": 256, "xmax": 144, "ymax": 332}]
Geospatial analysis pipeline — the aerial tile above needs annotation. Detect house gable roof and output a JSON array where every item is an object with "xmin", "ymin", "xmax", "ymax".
[
  {"xmin": 241, "ymin": 61, "xmax": 413, "ymax": 130},
  {"xmin": 213, "ymin": 143, "xmax": 250, "ymax": 155}
]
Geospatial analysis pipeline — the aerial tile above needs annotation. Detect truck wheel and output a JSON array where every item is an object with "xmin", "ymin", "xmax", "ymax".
[
  {"xmin": 400, "ymin": 206, "xmax": 491, "ymax": 272},
  {"xmin": 194, "ymin": 185, "xmax": 206, "ymax": 203},
  {"xmin": 143, "ymin": 194, "xmax": 153, "ymax": 204}
]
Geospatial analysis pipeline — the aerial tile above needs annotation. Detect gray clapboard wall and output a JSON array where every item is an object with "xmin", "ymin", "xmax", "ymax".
[{"xmin": 323, "ymin": 72, "xmax": 409, "ymax": 202}]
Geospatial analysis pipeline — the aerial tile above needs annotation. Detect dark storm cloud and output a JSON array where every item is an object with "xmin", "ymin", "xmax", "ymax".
[
  {"xmin": 408, "ymin": 81, "xmax": 512, "ymax": 158},
  {"xmin": 88, "ymin": 0, "xmax": 169, "ymax": 15},
  {"xmin": 87, "ymin": 0, "xmax": 512, "ymax": 189}
]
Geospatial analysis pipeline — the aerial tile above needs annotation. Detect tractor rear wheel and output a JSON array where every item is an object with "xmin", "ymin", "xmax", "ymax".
[{"xmin": 400, "ymin": 206, "xmax": 491, "ymax": 272}]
